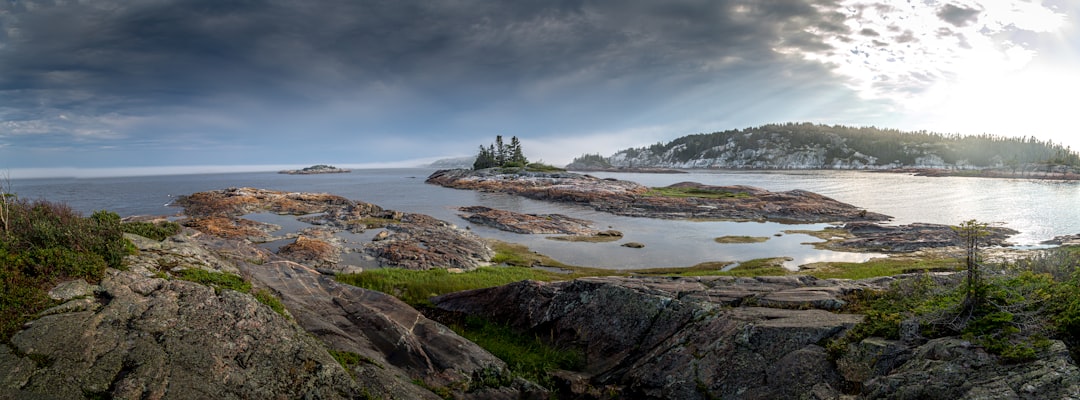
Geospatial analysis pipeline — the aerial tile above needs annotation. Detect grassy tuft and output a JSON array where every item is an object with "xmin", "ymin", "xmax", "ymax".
[
  {"xmin": 121, "ymin": 220, "xmax": 182, "ymax": 241},
  {"xmin": 174, "ymin": 269, "xmax": 252, "ymax": 293},
  {"xmin": 450, "ymin": 315, "xmax": 584, "ymax": 389},
  {"xmin": 336, "ymin": 266, "xmax": 558, "ymax": 306}
]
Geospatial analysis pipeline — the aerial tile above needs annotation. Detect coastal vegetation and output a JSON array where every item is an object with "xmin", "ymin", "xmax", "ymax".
[
  {"xmin": 643, "ymin": 185, "xmax": 751, "ymax": 199},
  {"xmin": 0, "ymin": 199, "xmax": 133, "ymax": 341},
  {"xmin": 830, "ymin": 245, "xmax": 1080, "ymax": 362},
  {"xmin": 569, "ymin": 122, "xmax": 1080, "ymax": 171},
  {"xmin": 473, "ymin": 135, "xmax": 528, "ymax": 169}
]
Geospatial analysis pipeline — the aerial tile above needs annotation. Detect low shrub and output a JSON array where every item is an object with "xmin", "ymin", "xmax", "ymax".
[
  {"xmin": 0, "ymin": 199, "xmax": 132, "ymax": 342},
  {"xmin": 121, "ymin": 220, "xmax": 181, "ymax": 241}
]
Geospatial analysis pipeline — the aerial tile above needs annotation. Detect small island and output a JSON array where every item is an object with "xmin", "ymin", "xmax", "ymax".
[{"xmin": 278, "ymin": 164, "xmax": 351, "ymax": 175}]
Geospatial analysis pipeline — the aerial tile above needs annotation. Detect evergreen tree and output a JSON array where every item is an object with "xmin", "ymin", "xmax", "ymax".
[
  {"xmin": 495, "ymin": 135, "xmax": 507, "ymax": 166},
  {"xmin": 508, "ymin": 136, "xmax": 527, "ymax": 166},
  {"xmin": 473, "ymin": 145, "xmax": 497, "ymax": 169},
  {"xmin": 473, "ymin": 136, "xmax": 528, "ymax": 170}
]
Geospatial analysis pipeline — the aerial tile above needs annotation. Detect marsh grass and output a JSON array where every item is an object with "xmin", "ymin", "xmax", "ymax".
[{"xmin": 803, "ymin": 257, "xmax": 960, "ymax": 280}]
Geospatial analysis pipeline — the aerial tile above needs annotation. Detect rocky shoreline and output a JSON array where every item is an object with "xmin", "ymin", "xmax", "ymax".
[
  {"xmin": 427, "ymin": 168, "xmax": 890, "ymax": 223},
  {"xmin": 2, "ymin": 186, "xmax": 1077, "ymax": 399}
]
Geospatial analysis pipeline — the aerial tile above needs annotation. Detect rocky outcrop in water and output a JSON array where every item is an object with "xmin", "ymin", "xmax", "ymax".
[
  {"xmin": 427, "ymin": 169, "xmax": 890, "ymax": 223},
  {"xmin": 828, "ymin": 222, "xmax": 1019, "ymax": 253},
  {"xmin": 433, "ymin": 274, "xmax": 1080, "ymax": 399},
  {"xmin": 175, "ymin": 187, "xmax": 495, "ymax": 271},
  {"xmin": 458, "ymin": 206, "xmax": 599, "ymax": 235}
]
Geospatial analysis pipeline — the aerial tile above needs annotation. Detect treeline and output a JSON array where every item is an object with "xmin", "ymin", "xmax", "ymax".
[
  {"xmin": 474, "ymin": 135, "xmax": 528, "ymax": 170},
  {"xmin": 571, "ymin": 122, "xmax": 1080, "ymax": 169}
]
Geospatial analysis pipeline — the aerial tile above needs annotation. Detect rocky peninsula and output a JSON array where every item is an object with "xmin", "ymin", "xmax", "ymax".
[{"xmin": 427, "ymin": 168, "xmax": 890, "ymax": 223}]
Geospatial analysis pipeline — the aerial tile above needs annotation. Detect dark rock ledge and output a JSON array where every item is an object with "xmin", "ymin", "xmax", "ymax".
[{"xmin": 433, "ymin": 274, "xmax": 1080, "ymax": 399}]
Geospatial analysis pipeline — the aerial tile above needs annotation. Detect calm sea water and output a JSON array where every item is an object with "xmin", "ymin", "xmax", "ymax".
[{"xmin": 10, "ymin": 169, "xmax": 1077, "ymax": 269}]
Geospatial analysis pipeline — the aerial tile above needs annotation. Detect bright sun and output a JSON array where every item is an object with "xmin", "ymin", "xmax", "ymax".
[{"xmin": 792, "ymin": 0, "xmax": 1075, "ymax": 145}]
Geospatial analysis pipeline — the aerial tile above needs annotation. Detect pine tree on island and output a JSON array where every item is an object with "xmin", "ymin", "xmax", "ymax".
[{"xmin": 473, "ymin": 135, "xmax": 528, "ymax": 170}]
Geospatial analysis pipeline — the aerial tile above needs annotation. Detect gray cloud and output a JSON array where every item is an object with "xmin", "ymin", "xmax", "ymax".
[
  {"xmin": 937, "ymin": 4, "xmax": 981, "ymax": 27},
  {"xmin": 0, "ymin": 0, "xmax": 866, "ymax": 167}
]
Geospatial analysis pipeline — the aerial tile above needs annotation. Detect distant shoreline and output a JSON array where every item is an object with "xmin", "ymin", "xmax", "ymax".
[{"xmin": 572, "ymin": 166, "xmax": 1080, "ymax": 180}]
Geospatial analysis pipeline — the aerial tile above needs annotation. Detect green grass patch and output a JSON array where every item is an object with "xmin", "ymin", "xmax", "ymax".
[
  {"xmin": 451, "ymin": 315, "xmax": 584, "ymax": 389},
  {"xmin": 714, "ymin": 236, "xmax": 769, "ymax": 244},
  {"xmin": 329, "ymin": 349, "xmax": 383, "ymax": 371},
  {"xmin": 643, "ymin": 186, "xmax": 751, "ymax": 199},
  {"xmin": 336, "ymin": 266, "xmax": 559, "ymax": 307},
  {"xmin": 803, "ymin": 256, "xmax": 960, "ymax": 280},
  {"xmin": 174, "ymin": 269, "xmax": 252, "ymax": 293},
  {"xmin": 121, "ymin": 220, "xmax": 181, "ymax": 241},
  {"xmin": 252, "ymin": 288, "xmax": 289, "ymax": 319}
]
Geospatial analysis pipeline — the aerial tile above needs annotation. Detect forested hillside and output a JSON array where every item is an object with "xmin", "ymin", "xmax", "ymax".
[{"xmin": 568, "ymin": 123, "xmax": 1079, "ymax": 171}]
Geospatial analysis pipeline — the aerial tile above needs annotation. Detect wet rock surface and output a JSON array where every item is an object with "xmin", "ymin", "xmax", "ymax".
[
  {"xmin": 433, "ymin": 274, "xmax": 1080, "ymax": 399},
  {"xmin": 427, "ymin": 169, "xmax": 890, "ymax": 223}
]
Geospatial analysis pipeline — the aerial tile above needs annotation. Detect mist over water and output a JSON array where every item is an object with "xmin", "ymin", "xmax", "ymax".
[{"xmin": 11, "ymin": 169, "xmax": 1076, "ymax": 269}]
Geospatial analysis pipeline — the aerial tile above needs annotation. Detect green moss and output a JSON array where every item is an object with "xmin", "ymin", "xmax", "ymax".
[
  {"xmin": 329, "ymin": 349, "xmax": 383, "ymax": 371},
  {"xmin": 174, "ymin": 269, "xmax": 252, "ymax": 293},
  {"xmin": 253, "ymin": 288, "xmax": 289, "ymax": 319}
]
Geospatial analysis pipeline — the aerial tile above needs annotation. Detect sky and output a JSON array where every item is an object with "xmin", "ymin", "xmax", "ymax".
[{"xmin": 1, "ymin": 0, "xmax": 1077, "ymax": 178}]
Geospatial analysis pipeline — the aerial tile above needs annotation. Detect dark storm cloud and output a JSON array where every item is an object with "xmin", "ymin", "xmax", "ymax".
[
  {"xmin": 0, "ymin": 0, "xmax": 854, "ymax": 168},
  {"xmin": 937, "ymin": 4, "xmax": 981, "ymax": 27}
]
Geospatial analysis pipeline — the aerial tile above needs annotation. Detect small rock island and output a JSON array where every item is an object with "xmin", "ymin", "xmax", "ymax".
[{"xmin": 279, "ymin": 164, "xmax": 351, "ymax": 175}]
